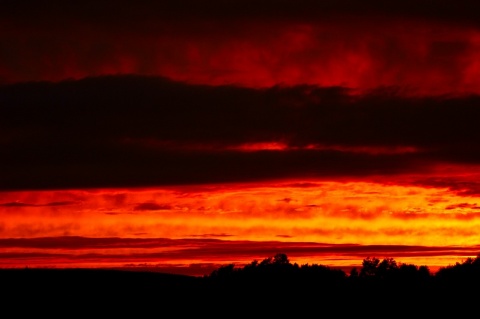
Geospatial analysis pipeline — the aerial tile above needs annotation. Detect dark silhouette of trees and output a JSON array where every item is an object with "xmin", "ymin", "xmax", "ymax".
[
  {"xmin": 4, "ymin": 253, "xmax": 480, "ymax": 314},
  {"xmin": 204, "ymin": 253, "xmax": 350, "ymax": 305},
  {"xmin": 434, "ymin": 254, "xmax": 480, "ymax": 290},
  {"xmin": 359, "ymin": 256, "xmax": 381, "ymax": 277},
  {"xmin": 205, "ymin": 253, "xmax": 443, "ymax": 300},
  {"xmin": 205, "ymin": 253, "xmax": 480, "ymax": 290},
  {"xmin": 353, "ymin": 256, "xmax": 431, "ymax": 285},
  {"xmin": 206, "ymin": 253, "xmax": 347, "ymax": 287},
  {"xmin": 207, "ymin": 253, "xmax": 436, "ymax": 283}
]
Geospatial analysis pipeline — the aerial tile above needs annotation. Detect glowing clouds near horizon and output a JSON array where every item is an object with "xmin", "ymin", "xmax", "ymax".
[{"xmin": 2, "ymin": 178, "xmax": 480, "ymax": 247}]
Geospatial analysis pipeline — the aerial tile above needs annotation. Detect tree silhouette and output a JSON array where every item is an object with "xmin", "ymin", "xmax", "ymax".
[
  {"xmin": 203, "ymin": 252, "xmax": 480, "ymax": 301},
  {"xmin": 349, "ymin": 267, "xmax": 359, "ymax": 278},
  {"xmin": 273, "ymin": 253, "xmax": 289, "ymax": 265},
  {"xmin": 6, "ymin": 252, "xmax": 480, "ymax": 314},
  {"xmin": 360, "ymin": 256, "xmax": 381, "ymax": 277},
  {"xmin": 435, "ymin": 254, "xmax": 480, "ymax": 289}
]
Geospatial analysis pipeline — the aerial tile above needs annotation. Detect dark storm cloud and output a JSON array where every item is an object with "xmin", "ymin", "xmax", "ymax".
[
  {"xmin": 1, "ymin": 75, "xmax": 480, "ymax": 189},
  {"xmin": 3, "ymin": 75, "xmax": 480, "ymax": 149}
]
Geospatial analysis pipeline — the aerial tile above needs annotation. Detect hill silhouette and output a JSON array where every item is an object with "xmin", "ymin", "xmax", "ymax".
[{"xmin": 2, "ymin": 253, "xmax": 478, "ymax": 315}]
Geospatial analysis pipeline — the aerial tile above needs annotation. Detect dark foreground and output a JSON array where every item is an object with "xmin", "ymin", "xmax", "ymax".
[{"xmin": 2, "ymin": 254, "xmax": 480, "ymax": 316}]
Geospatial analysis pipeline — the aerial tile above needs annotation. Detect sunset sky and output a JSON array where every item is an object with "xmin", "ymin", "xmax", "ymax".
[{"xmin": 2, "ymin": 0, "xmax": 480, "ymax": 276}]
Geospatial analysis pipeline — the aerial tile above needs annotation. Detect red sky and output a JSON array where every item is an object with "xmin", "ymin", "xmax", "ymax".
[
  {"xmin": 2, "ymin": 1, "xmax": 480, "ymax": 95},
  {"xmin": 2, "ymin": 0, "xmax": 480, "ymax": 276}
]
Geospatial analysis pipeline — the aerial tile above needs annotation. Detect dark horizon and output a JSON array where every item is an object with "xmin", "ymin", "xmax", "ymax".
[{"xmin": 3, "ymin": 252, "xmax": 480, "ymax": 313}]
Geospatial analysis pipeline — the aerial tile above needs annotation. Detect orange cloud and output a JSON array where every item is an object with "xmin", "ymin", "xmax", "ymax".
[
  {"xmin": 3, "ymin": 167, "xmax": 480, "ymax": 274},
  {"xmin": 3, "ymin": 176, "xmax": 480, "ymax": 244}
]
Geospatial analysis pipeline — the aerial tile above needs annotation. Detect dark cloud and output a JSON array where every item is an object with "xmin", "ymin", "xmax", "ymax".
[
  {"xmin": 0, "ymin": 149, "xmax": 427, "ymax": 190},
  {"xmin": 133, "ymin": 203, "xmax": 172, "ymax": 211},
  {"xmin": 190, "ymin": 234, "xmax": 234, "ymax": 238},
  {"xmin": 0, "ymin": 236, "xmax": 184, "ymax": 249},
  {"xmin": 1, "ymin": 75, "xmax": 480, "ymax": 190},
  {"xmin": 445, "ymin": 203, "xmax": 480, "ymax": 210},
  {"xmin": 407, "ymin": 176, "xmax": 480, "ymax": 197},
  {"xmin": 3, "ymin": 75, "xmax": 480, "ymax": 151},
  {"xmin": 0, "ymin": 201, "xmax": 75, "ymax": 207},
  {"xmin": 0, "ymin": 202, "xmax": 33, "ymax": 207},
  {"xmin": 3, "ymin": 236, "xmax": 477, "ymax": 258},
  {"xmin": 3, "ymin": 0, "xmax": 480, "ymax": 26},
  {"xmin": 44, "ymin": 201, "xmax": 75, "ymax": 206}
]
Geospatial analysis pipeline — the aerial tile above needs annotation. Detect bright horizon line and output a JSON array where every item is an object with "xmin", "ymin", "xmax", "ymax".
[{"xmin": 1, "ymin": 235, "xmax": 478, "ymax": 276}]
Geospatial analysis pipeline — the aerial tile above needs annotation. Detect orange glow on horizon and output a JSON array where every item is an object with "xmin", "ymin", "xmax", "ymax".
[{"xmin": 2, "ymin": 169, "xmax": 480, "ymax": 275}]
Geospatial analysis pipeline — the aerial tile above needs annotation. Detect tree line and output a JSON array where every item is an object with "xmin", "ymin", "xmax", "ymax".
[
  {"xmin": 203, "ymin": 253, "xmax": 480, "ymax": 292},
  {"xmin": 3, "ymin": 252, "xmax": 477, "ymax": 312}
]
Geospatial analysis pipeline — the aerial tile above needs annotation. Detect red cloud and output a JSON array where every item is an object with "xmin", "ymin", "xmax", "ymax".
[{"xmin": 1, "ymin": 13, "xmax": 480, "ymax": 96}]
